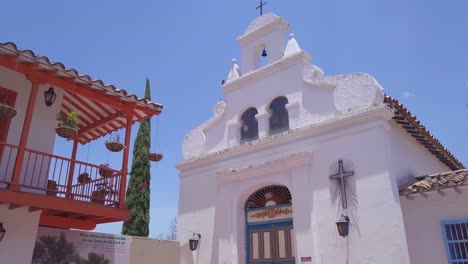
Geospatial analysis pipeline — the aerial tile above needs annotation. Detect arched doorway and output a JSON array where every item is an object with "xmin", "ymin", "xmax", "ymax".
[{"xmin": 245, "ymin": 185, "xmax": 295, "ymax": 264}]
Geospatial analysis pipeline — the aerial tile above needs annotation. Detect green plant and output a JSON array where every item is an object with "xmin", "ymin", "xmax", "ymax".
[
  {"xmin": 57, "ymin": 111, "xmax": 80, "ymax": 128},
  {"xmin": 95, "ymin": 182, "xmax": 116, "ymax": 196},
  {"xmin": 107, "ymin": 133, "xmax": 121, "ymax": 143},
  {"xmin": 98, "ymin": 163, "xmax": 113, "ymax": 178},
  {"xmin": 77, "ymin": 172, "xmax": 91, "ymax": 184}
]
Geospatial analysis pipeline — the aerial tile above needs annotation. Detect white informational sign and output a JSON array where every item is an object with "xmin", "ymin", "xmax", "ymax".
[{"xmin": 32, "ymin": 226, "xmax": 132, "ymax": 264}]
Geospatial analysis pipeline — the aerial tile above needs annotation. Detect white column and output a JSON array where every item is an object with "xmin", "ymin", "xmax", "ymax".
[
  {"xmin": 255, "ymin": 111, "xmax": 270, "ymax": 139},
  {"xmin": 285, "ymin": 101, "xmax": 300, "ymax": 130},
  {"xmin": 290, "ymin": 164, "xmax": 315, "ymax": 262},
  {"xmin": 216, "ymin": 183, "xmax": 238, "ymax": 264},
  {"xmin": 227, "ymin": 121, "xmax": 242, "ymax": 147}
]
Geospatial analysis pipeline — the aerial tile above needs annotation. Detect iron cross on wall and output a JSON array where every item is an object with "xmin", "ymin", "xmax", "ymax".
[{"xmin": 330, "ymin": 159, "xmax": 354, "ymax": 209}]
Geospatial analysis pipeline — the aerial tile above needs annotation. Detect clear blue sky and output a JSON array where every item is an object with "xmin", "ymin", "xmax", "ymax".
[{"xmin": 1, "ymin": 0, "xmax": 467, "ymax": 237}]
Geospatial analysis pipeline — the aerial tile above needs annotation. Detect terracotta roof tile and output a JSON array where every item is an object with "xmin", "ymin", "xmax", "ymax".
[
  {"xmin": 0, "ymin": 42, "xmax": 163, "ymax": 111},
  {"xmin": 399, "ymin": 169, "xmax": 468, "ymax": 196},
  {"xmin": 385, "ymin": 96, "xmax": 464, "ymax": 171}
]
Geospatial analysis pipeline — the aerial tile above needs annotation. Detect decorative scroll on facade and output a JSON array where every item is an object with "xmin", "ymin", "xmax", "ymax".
[{"xmin": 247, "ymin": 205, "xmax": 293, "ymax": 223}]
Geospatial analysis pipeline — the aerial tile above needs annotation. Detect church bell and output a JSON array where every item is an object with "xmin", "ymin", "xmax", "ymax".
[{"xmin": 261, "ymin": 48, "xmax": 268, "ymax": 57}]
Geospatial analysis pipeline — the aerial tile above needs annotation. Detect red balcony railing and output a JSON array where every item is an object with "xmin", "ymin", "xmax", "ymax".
[{"xmin": 0, "ymin": 142, "xmax": 122, "ymax": 206}]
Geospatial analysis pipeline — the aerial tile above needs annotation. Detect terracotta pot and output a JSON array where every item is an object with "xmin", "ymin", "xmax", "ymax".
[
  {"xmin": 91, "ymin": 190, "xmax": 106, "ymax": 204},
  {"xmin": 46, "ymin": 180, "xmax": 58, "ymax": 196},
  {"xmin": 99, "ymin": 168, "xmax": 114, "ymax": 178},
  {"xmin": 148, "ymin": 153, "xmax": 163, "ymax": 162}
]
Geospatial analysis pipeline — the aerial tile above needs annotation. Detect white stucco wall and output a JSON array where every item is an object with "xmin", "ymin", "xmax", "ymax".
[
  {"xmin": 0, "ymin": 204, "xmax": 41, "ymax": 264},
  {"xmin": 388, "ymin": 123, "xmax": 449, "ymax": 187},
  {"xmin": 178, "ymin": 111, "xmax": 413, "ymax": 264},
  {"xmin": 0, "ymin": 66, "xmax": 64, "ymax": 191},
  {"xmin": 401, "ymin": 187, "xmax": 468, "ymax": 264}
]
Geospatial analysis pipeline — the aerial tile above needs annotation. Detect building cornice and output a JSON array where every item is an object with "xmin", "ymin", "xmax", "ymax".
[{"xmin": 215, "ymin": 152, "xmax": 313, "ymax": 183}]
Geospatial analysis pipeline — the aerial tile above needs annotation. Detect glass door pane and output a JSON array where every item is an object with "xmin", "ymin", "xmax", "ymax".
[
  {"xmin": 263, "ymin": 231, "xmax": 272, "ymax": 260},
  {"xmin": 290, "ymin": 228, "xmax": 296, "ymax": 258},
  {"xmin": 251, "ymin": 232, "xmax": 260, "ymax": 260},
  {"xmin": 277, "ymin": 229, "xmax": 287, "ymax": 259}
]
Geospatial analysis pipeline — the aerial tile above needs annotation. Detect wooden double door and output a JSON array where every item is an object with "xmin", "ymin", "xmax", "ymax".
[{"xmin": 247, "ymin": 221, "xmax": 295, "ymax": 264}]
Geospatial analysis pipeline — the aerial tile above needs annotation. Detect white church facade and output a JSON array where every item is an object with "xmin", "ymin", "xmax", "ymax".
[{"xmin": 176, "ymin": 14, "xmax": 467, "ymax": 264}]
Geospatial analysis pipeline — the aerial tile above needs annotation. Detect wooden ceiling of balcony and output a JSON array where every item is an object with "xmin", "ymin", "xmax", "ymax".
[
  {"xmin": 0, "ymin": 42, "xmax": 163, "ymax": 144},
  {"xmin": 0, "ymin": 188, "xmax": 129, "ymax": 230}
]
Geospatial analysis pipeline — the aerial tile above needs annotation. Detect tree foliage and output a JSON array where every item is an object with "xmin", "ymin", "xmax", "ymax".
[
  {"xmin": 121, "ymin": 78, "xmax": 152, "ymax": 237},
  {"xmin": 156, "ymin": 217, "xmax": 177, "ymax": 240}
]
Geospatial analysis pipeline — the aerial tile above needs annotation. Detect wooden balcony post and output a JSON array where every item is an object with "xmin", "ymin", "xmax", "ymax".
[
  {"xmin": 66, "ymin": 140, "xmax": 79, "ymax": 197},
  {"xmin": 9, "ymin": 80, "xmax": 39, "ymax": 191},
  {"xmin": 119, "ymin": 113, "xmax": 133, "ymax": 207}
]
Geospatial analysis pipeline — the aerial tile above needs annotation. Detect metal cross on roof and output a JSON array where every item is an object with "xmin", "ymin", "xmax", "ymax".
[
  {"xmin": 330, "ymin": 159, "xmax": 354, "ymax": 209},
  {"xmin": 256, "ymin": 0, "xmax": 267, "ymax": 16}
]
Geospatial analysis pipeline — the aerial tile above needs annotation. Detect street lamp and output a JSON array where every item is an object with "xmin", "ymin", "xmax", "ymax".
[
  {"xmin": 189, "ymin": 233, "xmax": 201, "ymax": 251},
  {"xmin": 336, "ymin": 215, "xmax": 350, "ymax": 238},
  {"xmin": 44, "ymin": 87, "xmax": 57, "ymax": 107}
]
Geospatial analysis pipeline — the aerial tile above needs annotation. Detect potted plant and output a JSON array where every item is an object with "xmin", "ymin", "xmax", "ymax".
[
  {"xmin": 91, "ymin": 189, "xmax": 107, "ymax": 204},
  {"xmin": 91, "ymin": 183, "xmax": 115, "ymax": 204},
  {"xmin": 105, "ymin": 133, "xmax": 124, "ymax": 152},
  {"xmin": 46, "ymin": 180, "xmax": 58, "ymax": 196},
  {"xmin": 98, "ymin": 163, "xmax": 113, "ymax": 178},
  {"xmin": 0, "ymin": 102, "xmax": 16, "ymax": 120},
  {"xmin": 56, "ymin": 111, "xmax": 80, "ymax": 139},
  {"xmin": 77, "ymin": 172, "xmax": 91, "ymax": 184}
]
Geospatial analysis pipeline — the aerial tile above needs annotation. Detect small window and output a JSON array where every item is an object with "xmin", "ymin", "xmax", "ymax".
[
  {"xmin": 240, "ymin": 108, "xmax": 259, "ymax": 142},
  {"xmin": 442, "ymin": 219, "xmax": 468, "ymax": 263},
  {"xmin": 269, "ymin": 96, "xmax": 289, "ymax": 135}
]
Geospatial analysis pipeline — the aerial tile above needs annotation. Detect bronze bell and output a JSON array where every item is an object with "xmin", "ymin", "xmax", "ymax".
[{"xmin": 261, "ymin": 48, "xmax": 268, "ymax": 57}]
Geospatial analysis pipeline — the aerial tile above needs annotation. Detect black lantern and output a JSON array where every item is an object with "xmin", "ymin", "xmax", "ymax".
[
  {"xmin": 189, "ymin": 233, "xmax": 201, "ymax": 251},
  {"xmin": 261, "ymin": 48, "xmax": 268, "ymax": 57},
  {"xmin": 44, "ymin": 87, "xmax": 57, "ymax": 107},
  {"xmin": 336, "ymin": 215, "xmax": 350, "ymax": 238},
  {"xmin": 0, "ymin": 223, "xmax": 5, "ymax": 242}
]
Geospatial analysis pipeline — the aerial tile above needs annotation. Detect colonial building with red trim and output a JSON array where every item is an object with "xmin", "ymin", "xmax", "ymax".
[{"xmin": 0, "ymin": 42, "xmax": 162, "ymax": 263}]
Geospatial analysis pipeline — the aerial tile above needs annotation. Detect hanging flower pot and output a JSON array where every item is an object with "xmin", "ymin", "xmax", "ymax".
[
  {"xmin": 0, "ymin": 104, "xmax": 17, "ymax": 120},
  {"xmin": 105, "ymin": 134, "xmax": 124, "ymax": 152},
  {"xmin": 56, "ymin": 126, "xmax": 78, "ymax": 139},
  {"xmin": 98, "ymin": 163, "xmax": 114, "ymax": 178},
  {"xmin": 56, "ymin": 111, "xmax": 79, "ymax": 139},
  {"xmin": 148, "ymin": 152, "xmax": 163, "ymax": 162}
]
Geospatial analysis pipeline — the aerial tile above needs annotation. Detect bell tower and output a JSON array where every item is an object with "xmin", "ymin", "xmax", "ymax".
[{"xmin": 236, "ymin": 14, "xmax": 290, "ymax": 73}]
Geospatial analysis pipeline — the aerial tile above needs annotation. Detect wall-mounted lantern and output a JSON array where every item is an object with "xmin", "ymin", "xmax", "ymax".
[
  {"xmin": 44, "ymin": 87, "xmax": 57, "ymax": 107},
  {"xmin": 336, "ymin": 215, "xmax": 350, "ymax": 238},
  {"xmin": 0, "ymin": 223, "xmax": 6, "ymax": 242},
  {"xmin": 189, "ymin": 233, "xmax": 201, "ymax": 251}
]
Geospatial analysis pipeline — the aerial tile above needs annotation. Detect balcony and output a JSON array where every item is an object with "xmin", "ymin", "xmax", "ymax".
[
  {"xmin": 0, "ymin": 142, "xmax": 129, "ymax": 230},
  {"xmin": 0, "ymin": 42, "xmax": 163, "ymax": 230}
]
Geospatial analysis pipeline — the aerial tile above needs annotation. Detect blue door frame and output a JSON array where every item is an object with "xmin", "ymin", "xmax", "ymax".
[{"xmin": 246, "ymin": 207, "xmax": 295, "ymax": 264}]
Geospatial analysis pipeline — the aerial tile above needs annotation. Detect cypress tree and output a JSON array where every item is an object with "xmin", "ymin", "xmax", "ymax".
[{"xmin": 121, "ymin": 78, "xmax": 152, "ymax": 237}]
